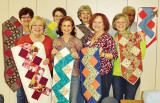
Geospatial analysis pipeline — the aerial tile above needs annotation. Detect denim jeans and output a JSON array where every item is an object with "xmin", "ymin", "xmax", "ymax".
[
  {"xmin": 100, "ymin": 69, "xmax": 113, "ymax": 102},
  {"xmin": 70, "ymin": 76, "xmax": 84, "ymax": 103},
  {"xmin": 112, "ymin": 76, "xmax": 140, "ymax": 103},
  {"xmin": 17, "ymin": 87, "xmax": 25, "ymax": 103}
]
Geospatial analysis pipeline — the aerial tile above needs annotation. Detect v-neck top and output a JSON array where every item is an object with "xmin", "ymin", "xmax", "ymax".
[
  {"xmin": 53, "ymin": 36, "xmax": 83, "ymax": 76},
  {"xmin": 85, "ymin": 32, "xmax": 118, "ymax": 75}
]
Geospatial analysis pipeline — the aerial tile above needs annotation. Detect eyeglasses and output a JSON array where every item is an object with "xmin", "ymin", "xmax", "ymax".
[
  {"xmin": 54, "ymin": 15, "xmax": 63, "ymax": 17},
  {"xmin": 21, "ymin": 17, "xmax": 31, "ymax": 19}
]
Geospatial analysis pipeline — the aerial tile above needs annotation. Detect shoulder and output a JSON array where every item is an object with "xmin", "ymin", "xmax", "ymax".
[{"xmin": 44, "ymin": 35, "xmax": 52, "ymax": 41}]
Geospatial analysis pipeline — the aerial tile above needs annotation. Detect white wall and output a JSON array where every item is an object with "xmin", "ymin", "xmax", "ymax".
[{"xmin": 0, "ymin": 0, "xmax": 159, "ymax": 102}]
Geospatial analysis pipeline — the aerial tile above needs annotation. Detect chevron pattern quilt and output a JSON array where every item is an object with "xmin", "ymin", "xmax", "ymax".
[
  {"xmin": 44, "ymin": 18, "xmax": 58, "ymax": 40},
  {"xmin": 2, "ymin": 16, "xmax": 22, "ymax": 92},
  {"xmin": 137, "ymin": 7, "xmax": 158, "ymax": 48},
  {"xmin": 11, "ymin": 42, "xmax": 52, "ymax": 103},
  {"xmin": 80, "ymin": 47, "xmax": 101, "ymax": 103},
  {"xmin": 118, "ymin": 32, "xmax": 143, "ymax": 85},
  {"xmin": 52, "ymin": 47, "xmax": 75, "ymax": 103}
]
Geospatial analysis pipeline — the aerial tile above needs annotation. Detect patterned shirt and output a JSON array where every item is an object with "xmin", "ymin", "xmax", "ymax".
[
  {"xmin": 53, "ymin": 36, "xmax": 83, "ymax": 76},
  {"xmin": 85, "ymin": 32, "xmax": 118, "ymax": 75}
]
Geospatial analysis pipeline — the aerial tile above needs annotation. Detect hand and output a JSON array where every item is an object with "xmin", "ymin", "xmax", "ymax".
[
  {"xmin": 153, "ymin": 10, "xmax": 158, "ymax": 16},
  {"xmin": 51, "ymin": 48, "xmax": 58, "ymax": 55},
  {"xmin": 138, "ymin": 32, "xmax": 145, "ymax": 41},
  {"xmin": 71, "ymin": 52, "xmax": 79, "ymax": 59},
  {"xmin": 43, "ymin": 58, "xmax": 49, "ymax": 65}
]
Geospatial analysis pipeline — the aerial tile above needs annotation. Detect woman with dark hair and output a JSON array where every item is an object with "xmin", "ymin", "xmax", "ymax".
[
  {"xmin": 85, "ymin": 13, "xmax": 118, "ymax": 102},
  {"xmin": 51, "ymin": 16, "xmax": 82, "ymax": 103},
  {"xmin": 52, "ymin": 7, "xmax": 67, "ymax": 24},
  {"xmin": 19, "ymin": 7, "xmax": 34, "ymax": 35}
]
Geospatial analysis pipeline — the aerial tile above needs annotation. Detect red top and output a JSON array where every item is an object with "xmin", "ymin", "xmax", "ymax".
[
  {"xmin": 17, "ymin": 34, "xmax": 53, "ymax": 71},
  {"xmin": 85, "ymin": 32, "xmax": 118, "ymax": 75}
]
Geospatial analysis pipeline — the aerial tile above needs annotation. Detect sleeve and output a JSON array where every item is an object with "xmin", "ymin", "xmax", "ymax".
[
  {"xmin": 17, "ymin": 36, "xmax": 25, "ymax": 45},
  {"xmin": 103, "ymin": 35, "xmax": 118, "ymax": 60},
  {"xmin": 141, "ymin": 41, "xmax": 146, "ymax": 59}
]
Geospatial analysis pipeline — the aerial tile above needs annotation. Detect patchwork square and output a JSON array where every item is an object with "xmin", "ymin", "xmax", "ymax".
[
  {"xmin": 119, "ymin": 37, "xmax": 129, "ymax": 46},
  {"xmin": 33, "ymin": 56, "xmax": 42, "ymax": 65},
  {"xmin": 19, "ymin": 48, "xmax": 28, "ymax": 59}
]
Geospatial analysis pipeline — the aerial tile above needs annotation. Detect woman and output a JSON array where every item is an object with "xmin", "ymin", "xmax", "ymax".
[
  {"xmin": 85, "ymin": 13, "xmax": 118, "ymax": 102},
  {"xmin": 18, "ymin": 16, "xmax": 53, "ymax": 71},
  {"xmin": 52, "ymin": 7, "xmax": 67, "ymax": 24},
  {"xmin": 51, "ymin": 16, "xmax": 82, "ymax": 103},
  {"xmin": 76, "ymin": 5, "xmax": 93, "ymax": 47},
  {"xmin": 112, "ymin": 13, "xmax": 146, "ymax": 103},
  {"xmin": 19, "ymin": 7, "xmax": 34, "ymax": 35}
]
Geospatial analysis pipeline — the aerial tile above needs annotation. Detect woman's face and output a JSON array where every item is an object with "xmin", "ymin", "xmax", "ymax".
[
  {"xmin": 115, "ymin": 17, "xmax": 127, "ymax": 33},
  {"xmin": 92, "ymin": 16, "xmax": 104, "ymax": 33},
  {"xmin": 20, "ymin": 13, "xmax": 32, "ymax": 27},
  {"xmin": 80, "ymin": 10, "xmax": 91, "ymax": 24},
  {"xmin": 54, "ymin": 11, "xmax": 64, "ymax": 24},
  {"xmin": 61, "ymin": 20, "xmax": 73, "ymax": 35},
  {"xmin": 31, "ymin": 20, "xmax": 44, "ymax": 36}
]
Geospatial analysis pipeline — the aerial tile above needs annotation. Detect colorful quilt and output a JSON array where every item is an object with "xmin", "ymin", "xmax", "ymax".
[
  {"xmin": 137, "ymin": 7, "xmax": 158, "ymax": 48},
  {"xmin": 76, "ymin": 25, "xmax": 92, "ymax": 47},
  {"xmin": 2, "ymin": 16, "xmax": 22, "ymax": 92},
  {"xmin": 44, "ymin": 18, "xmax": 58, "ymax": 40},
  {"xmin": 118, "ymin": 32, "xmax": 143, "ymax": 85},
  {"xmin": 80, "ymin": 47, "xmax": 101, "ymax": 103},
  {"xmin": 11, "ymin": 42, "xmax": 52, "ymax": 103},
  {"xmin": 52, "ymin": 47, "xmax": 75, "ymax": 103}
]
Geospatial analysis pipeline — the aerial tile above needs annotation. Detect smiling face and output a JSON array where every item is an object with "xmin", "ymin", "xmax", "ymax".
[
  {"xmin": 53, "ymin": 11, "xmax": 64, "ymax": 24},
  {"xmin": 31, "ymin": 20, "xmax": 44, "ymax": 36},
  {"xmin": 92, "ymin": 16, "xmax": 104, "ymax": 33},
  {"xmin": 80, "ymin": 10, "xmax": 91, "ymax": 24},
  {"xmin": 115, "ymin": 17, "xmax": 127, "ymax": 33},
  {"xmin": 61, "ymin": 20, "xmax": 73, "ymax": 35},
  {"xmin": 125, "ymin": 10, "xmax": 135, "ymax": 26},
  {"xmin": 20, "ymin": 13, "xmax": 32, "ymax": 27}
]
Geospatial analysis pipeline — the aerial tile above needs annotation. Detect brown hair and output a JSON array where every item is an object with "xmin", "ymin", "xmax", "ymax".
[
  {"xmin": 57, "ymin": 16, "xmax": 76, "ymax": 36},
  {"xmin": 52, "ymin": 7, "xmax": 67, "ymax": 17},
  {"xmin": 19, "ymin": 7, "xmax": 34, "ymax": 19},
  {"xmin": 89, "ymin": 13, "xmax": 110, "ymax": 32}
]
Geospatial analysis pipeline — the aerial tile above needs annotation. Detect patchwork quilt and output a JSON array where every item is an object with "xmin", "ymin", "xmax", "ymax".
[
  {"xmin": 76, "ymin": 25, "xmax": 92, "ymax": 47},
  {"xmin": 52, "ymin": 47, "xmax": 75, "ymax": 103},
  {"xmin": 118, "ymin": 32, "xmax": 143, "ymax": 85},
  {"xmin": 11, "ymin": 42, "xmax": 52, "ymax": 103},
  {"xmin": 44, "ymin": 18, "xmax": 58, "ymax": 40},
  {"xmin": 2, "ymin": 16, "xmax": 22, "ymax": 92},
  {"xmin": 80, "ymin": 47, "xmax": 101, "ymax": 103},
  {"xmin": 137, "ymin": 7, "xmax": 158, "ymax": 48}
]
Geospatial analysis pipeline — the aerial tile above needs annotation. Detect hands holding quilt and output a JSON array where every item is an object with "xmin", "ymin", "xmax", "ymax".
[
  {"xmin": 138, "ymin": 32, "xmax": 146, "ymax": 41},
  {"xmin": 71, "ymin": 52, "xmax": 79, "ymax": 59}
]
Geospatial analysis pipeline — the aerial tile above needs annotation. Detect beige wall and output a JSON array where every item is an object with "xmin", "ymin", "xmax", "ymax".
[{"xmin": 0, "ymin": 0, "xmax": 159, "ymax": 102}]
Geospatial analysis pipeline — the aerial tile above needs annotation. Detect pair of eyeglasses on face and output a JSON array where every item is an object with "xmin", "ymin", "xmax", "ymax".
[{"xmin": 21, "ymin": 17, "xmax": 32, "ymax": 19}]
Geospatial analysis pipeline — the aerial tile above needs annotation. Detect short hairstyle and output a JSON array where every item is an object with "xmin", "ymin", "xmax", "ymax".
[
  {"xmin": 29, "ymin": 16, "xmax": 46, "ymax": 31},
  {"xmin": 77, "ymin": 5, "xmax": 92, "ymax": 20},
  {"xmin": 52, "ymin": 7, "xmax": 67, "ymax": 17},
  {"xmin": 19, "ymin": 7, "xmax": 34, "ymax": 19},
  {"xmin": 122, "ymin": 6, "xmax": 136, "ymax": 14},
  {"xmin": 112, "ymin": 13, "xmax": 129, "ymax": 30},
  {"xmin": 89, "ymin": 13, "xmax": 110, "ymax": 32},
  {"xmin": 57, "ymin": 16, "xmax": 76, "ymax": 36}
]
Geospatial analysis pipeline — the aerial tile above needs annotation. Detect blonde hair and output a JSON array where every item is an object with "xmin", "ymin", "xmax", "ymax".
[
  {"xmin": 122, "ymin": 6, "xmax": 136, "ymax": 14},
  {"xmin": 77, "ymin": 5, "xmax": 92, "ymax": 20},
  {"xmin": 112, "ymin": 13, "xmax": 129, "ymax": 30},
  {"xmin": 29, "ymin": 16, "xmax": 46, "ymax": 31}
]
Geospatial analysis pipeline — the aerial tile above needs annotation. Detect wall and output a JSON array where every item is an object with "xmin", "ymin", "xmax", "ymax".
[{"xmin": 0, "ymin": 0, "xmax": 159, "ymax": 102}]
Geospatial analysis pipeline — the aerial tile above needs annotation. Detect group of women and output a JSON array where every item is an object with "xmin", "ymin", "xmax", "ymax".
[{"xmin": 16, "ymin": 5, "xmax": 146, "ymax": 103}]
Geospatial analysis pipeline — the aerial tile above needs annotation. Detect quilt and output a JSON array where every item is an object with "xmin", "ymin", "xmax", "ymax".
[
  {"xmin": 52, "ymin": 47, "xmax": 75, "ymax": 103},
  {"xmin": 44, "ymin": 18, "xmax": 58, "ymax": 40},
  {"xmin": 2, "ymin": 16, "xmax": 22, "ymax": 92},
  {"xmin": 11, "ymin": 42, "xmax": 52, "ymax": 103},
  {"xmin": 76, "ymin": 25, "xmax": 92, "ymax": 47},
  {"xmin": 137, "ymin": 7, "xmax": 158, "ymax": 48},
  {"xmin": 118, "ymin": 32, "xmax": 143, "ymax": 85},
  {"xmin": 80, "ymin": 47, "xmax": 101, "ymax": 103}
]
